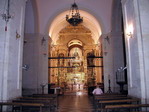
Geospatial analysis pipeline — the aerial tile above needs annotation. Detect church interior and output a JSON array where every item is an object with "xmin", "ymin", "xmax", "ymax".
[{"xmin": 0, "ymin": 0, "xmax": 149, "ymax": 111}]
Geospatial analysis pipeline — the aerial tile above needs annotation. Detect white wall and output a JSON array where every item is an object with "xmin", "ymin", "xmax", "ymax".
[
  {"xmin": 0, "ymin": 0, "xmax": 7, "ymax": 100},
  {"xmin": 102, "ymin": 0, "xmax": 126, "ymax": 93},
  {"xmin": 0, "ymin": 0, "xmax": 26, "ymax": 100},
  {"xmin": 22, "ymin": 34, "xmax": 49, "ymax": 95},
  {"xmin": 122, "ymin": 0, "xmax": 143, "ymax": 98},
  {"xmin": 138, "ymin": 0, "xmax": 149, "ymax": 103},
  {"xmin": 23, "ymin": 0, "xmax": 49, "ymax": 95},
  {"xmin": 122, "ymin": 0, "xmax": 149, "ymax": 102}
]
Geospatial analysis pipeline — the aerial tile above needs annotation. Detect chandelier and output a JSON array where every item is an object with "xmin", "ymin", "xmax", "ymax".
[{"xmin": 66, "ymin": 2, "xmax": 83, "ymax": 26}]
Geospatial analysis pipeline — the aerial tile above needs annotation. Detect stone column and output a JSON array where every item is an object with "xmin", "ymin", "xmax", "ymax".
[{"xmin": 0, "ymin": 0, "xmax": 26, "ymax": 100}]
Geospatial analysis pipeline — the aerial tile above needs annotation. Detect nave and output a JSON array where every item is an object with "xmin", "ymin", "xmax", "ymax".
[
  {"xmin": 1, "ymin": 90, "xmax": 149, "ymax": 112},
  {"xmin": 1, "ymin": 0, "xmax": 149, "ymax": 112}
]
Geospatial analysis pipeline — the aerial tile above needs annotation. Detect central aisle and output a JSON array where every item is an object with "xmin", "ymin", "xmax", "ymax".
[{"xmin": 56, "ymin": 92, "xmax": 95, "ymax": 112}]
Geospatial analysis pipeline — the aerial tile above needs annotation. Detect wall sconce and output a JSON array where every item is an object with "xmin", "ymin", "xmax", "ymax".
[
  {"xmin": 127, "ymin": 31, "xmax": 133, "ymax": 38},
  {"xmin": 117, "ymin": 66, "xmax": 127, "ymax": 72},
  {"xmin": 1, "ymin": 0, "xmax": 12, "ymax": 23},
  {"xmin": 126, "ymin": 24, "xmax": 133, "ymax": 38},
  {"xmin": 16, "ymin": 31, "xmax": 21, "ymax": 39},
  {"xmin": 22, "ymin": 64, "xmax": 29, "ymax": 71},
  {"xmin": 1, "ymin": 0, "xmax": 14, "ymax": 31},
  {"xmin": 41, "ymin": 37, "xmax": 46, "ymax": 45}
]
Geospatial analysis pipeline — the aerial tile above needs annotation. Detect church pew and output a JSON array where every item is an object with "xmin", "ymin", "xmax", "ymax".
[
  {"xmin": 19, "ymin": 97, "xmax": 53, "ymax": 100},
  {"xmin": 13, "ymin": 99, "xmax": 51, "ymax": 107},
  {"xmin": 98, "ymin": 98, "xmax": 140, "ymax": 111},
  {"xmin": 18, "ymin": 97, "xmax": 56, "ymax": 110},
  {"xmin": 93, "ymin": 93, "xmax": 128, "ymax": 102},
  {"xmin": 93, "ymin": 95, "xmax": 130, "ymax": 109},
  {"xmin": 93, "ymin": 94, "xmax": 128, "ymax": 102},
  {"xmin": 94, "ymin": 93, "xmax": 127, "ymax": 96},
  {"xmin": 95, "ymin": 96, "xmax": 132, "ymax": 101},
  {"xmin": 0, "ymin": 102, "xmax": 44, "ymax": 112},
  {"xmin": 31, "ymin": 94, "xmax": 58, "ymax": 109},
  {"xmin": 32, "ymin": 94, "xmax": 57, "ymax": 98},
  {"xmin": 94, "ymin": 94, "xmax": 127, "ymax": 98},
  {"xmin": 105, "ymin": 104, "xmax": 149, "ymax": 112}
]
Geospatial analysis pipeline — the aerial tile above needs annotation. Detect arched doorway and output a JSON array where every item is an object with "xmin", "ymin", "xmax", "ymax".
[{"xmin": 48, "ymin": 10, "xmax": 104, "ymax": 93}]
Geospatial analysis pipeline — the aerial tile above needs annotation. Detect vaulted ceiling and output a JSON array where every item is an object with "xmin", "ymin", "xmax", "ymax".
[{"xmin": 25, "ymin": 0, "xmax": 114, "ymax": 44}]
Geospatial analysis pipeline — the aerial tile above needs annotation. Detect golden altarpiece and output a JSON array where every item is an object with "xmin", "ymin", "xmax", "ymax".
[{"xmin": 48, "ymin": 25, "xmax": 103, "ymax": 87}]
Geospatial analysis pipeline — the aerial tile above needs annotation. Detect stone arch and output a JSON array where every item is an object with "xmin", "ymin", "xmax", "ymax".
[{"xmin": 44, "ymin": 9, "xmax": 105, "ymax": 44}]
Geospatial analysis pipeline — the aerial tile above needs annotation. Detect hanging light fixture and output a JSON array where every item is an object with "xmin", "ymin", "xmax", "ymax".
[
  {"xmin": 1, "ymin": 0, "xmax": 12, "ymax": 23},
  {"xmin": 66, "ymin": 1, "xmax": 83, "ymax": 26},
  {"xmin": 1, "ymin": 0, "xmax": 13, "ymax": 31}
]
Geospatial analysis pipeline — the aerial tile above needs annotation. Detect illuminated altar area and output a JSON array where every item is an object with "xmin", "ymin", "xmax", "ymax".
[{"xmin": 48, "ymin": 25, "xmax": 103, "ymax": 90}]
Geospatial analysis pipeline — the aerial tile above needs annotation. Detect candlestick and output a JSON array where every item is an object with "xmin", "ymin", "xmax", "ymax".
[{"xmin": 107, "ymin": 75, "xmax": 112, "ymax": 93}]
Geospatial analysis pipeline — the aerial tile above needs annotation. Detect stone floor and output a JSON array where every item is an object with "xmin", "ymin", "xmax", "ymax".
[{"xmin": 55, "ymin": 91, "xmax": 95, "ymax": 112}]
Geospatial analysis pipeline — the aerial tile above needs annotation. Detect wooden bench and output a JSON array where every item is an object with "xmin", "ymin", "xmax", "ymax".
[
  {"xmin": 94, "ymin": 95, "xmax": 132, "ymax": 109},
  {"xmin": 17, "ymin": 97, "xmax": 56, "ymax": 110},
  {"xmin": 95, "ymin": 96, "xmax": 132, "ymax": 101},
  {"xmin": 94, "ymin": 94, "xmax": 129, "ymax": 100},
  {"xmin": 94, "ymin": 94, "xmax": 128, "ymax": 103},
  {"xmin": 105, "ymin": 104, "xmax": 149, "ymax": 112},
  {"xmin": 94, "ymin": 93, "xmax": 127, "ymax": 97},
  {"xmin": 98, "ymin": 99, "xmax": 140, "ymax": 111},
  {"xmin": 32, "ymin": 94, "xmax": 57, "ymax": 98},
  {"xmin": 19, "ymin": 97, "xmax": 53, "ymax": 100},
  {"xmin": 0, "ymin": 102, "xmax": 44, "ymax": 112},
  {"xmin": 93, "ymin": 94, "xmax": 127, "ymax": 100},
  {"xmin": 13, "ymin": 99, "xmax": 50, "ymax": 107},
  {"xmin": 94, "ymin": 94, "xmax": 129, "ymax": 99},
  {"xmin": 93, "ymin": 93, "xmax": 127, "ymax": 101},
  {"xmin": 31, "ymin": 94, "xmax": 58, "ymax": 108}
]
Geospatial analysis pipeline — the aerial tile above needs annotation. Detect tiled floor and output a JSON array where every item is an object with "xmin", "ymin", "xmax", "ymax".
[{"xmin": 55, "ymin": 91, "xmax": 95, "ymax": 112}]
